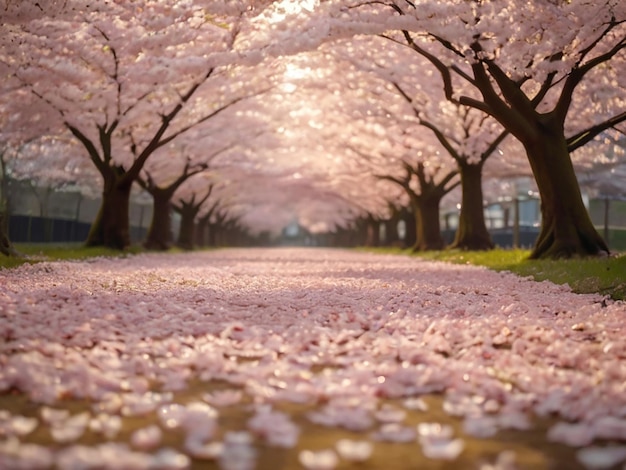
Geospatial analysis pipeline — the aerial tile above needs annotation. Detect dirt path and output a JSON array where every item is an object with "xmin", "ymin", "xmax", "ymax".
[{"xmin": 1, "ymin": 248, "xmax": 625, "ymax": 469}]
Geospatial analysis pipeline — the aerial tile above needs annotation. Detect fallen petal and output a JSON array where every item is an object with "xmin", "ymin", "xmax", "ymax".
[
  {"xmin": 298, "ymin": 449, "xmax": 339, "ymax": 470},
  {"xmin": 335, "ymin": 439, "xmax": 373, "ymax": 462}
]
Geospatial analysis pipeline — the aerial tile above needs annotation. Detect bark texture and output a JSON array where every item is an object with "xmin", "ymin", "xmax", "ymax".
[
  {"xmin": 85, "ymin": 170, "xmax": 132, "ymax": 250},
  {"xmin": 0, "ymin": 213, "xmax": 20, "ymax": 257},
  {"xmin": 524, "ymin": 121, "xmax": 609, "ymax": 258},
  {"xmin": 412, "ymin": 195, "xmax": 445, "ymax": 251},
  {"xmin": 449, "ymin": 161, "xmax": 494, "ymax": 251},
  {"xmin": 143, "ymin": 190, "xmax": 172, "ymax": 251}
]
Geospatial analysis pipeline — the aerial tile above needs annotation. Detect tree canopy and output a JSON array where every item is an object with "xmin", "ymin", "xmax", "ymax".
[{"xmin": 1, "ymin": 0, "xmax": 624, "ymax": 256}]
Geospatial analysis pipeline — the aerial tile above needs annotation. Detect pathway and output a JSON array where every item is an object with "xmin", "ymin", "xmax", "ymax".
[{"xmin": 1, "ymin": 248, "xmax": 625, "ymax": 469}]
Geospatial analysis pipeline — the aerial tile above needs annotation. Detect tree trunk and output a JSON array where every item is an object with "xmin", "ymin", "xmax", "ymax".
[
  {"xmin": 413, "ymin": 196, "xmax": 445, "ymax": 251},
  {"xmin": 450, "ymin": 161, "xmax": 494, "ymax": 251},
  {"xmin": 352, "ymin": 218, "xmax": 369, "ymax": 247},
  {"xmin": 85, "ymin": 172, "xmax": 132, "ymax": 250},
  {"xmin": 177, "ymin": 208, "xmax": 197, "ymax": 250},
  {"xmin": 401, "ymin": 207, "xmax": 417, "ymax": 248},
  {"xmin": 0, "ymin": 213, "xmax": 20, "ymax": 257},
  {"xmin": 384, "ymin": 210, "xmax": 401, "ymax": 247},
  {"xmin": 0, "ymin": 159, "xmax": 18, "ymax": 255},
  {"xmin": 195, "ymin": 220, "xmax": 208, "ymax": 247},
  {"xmin": 525, "ymin": 120, "xmax": 608, "ymax": 259},
  {"xmin": 207, "ymin": 223, "xmax": 218, "ymax": 247},
  {"xmin": 365, "ymin": 218, "xmax": 380, "ymax": 247},
  {"xmin": 143, "ymin": 190, "xmax": 172, "ymax": 250}
]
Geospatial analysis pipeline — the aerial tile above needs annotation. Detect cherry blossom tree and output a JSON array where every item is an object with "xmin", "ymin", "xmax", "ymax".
[
  {"xmin": 169, "ymin": 166, "xmax": 248, "ymax": 249},
  {"xmin": 340, "ymin": 89, "xmax": 460, "ymax": 251},
  {"xmin": 0, "ymin": 75, "xmax": 83, "ymax": 254},
  {"xmin": 0, "ymin": 149, "xmax": 16, "ymax": 256},
  {"xmin": 5, "ymin": 0, "xmax": 622, "ymax": 252},
  {"xmin": 138, "ymin": 158, "xmax": 209, "ymax": 251},
  {"xmin": 137, "ymin": 126, "xmax": 242, "ymax": 251},
  {"xmin": 1, "ymin": 1, "xmax": 273, "ymax": 249},
  {"xmin": 264, "ymin": 0, "xmax": 625, "ymax": 257},
  {"xmin": 389, "ymin": 81, "xmax": 508, "ymax": 250},
  {"xmin": 173, "ymin": 183, "xmax": 215, "ymax": 251},
  {"xmin": 378, "ymin": 160, "xmax": 458, "ymax": 250},
  {"xmin": 210, "ymin": 54, "xmax": 398, "ymax": 242},
  {"xmin": 195, "ymin": 198, "xmax": 222, "ymax": 247},
  {"xmin": 382, "ymin": 1, "xmax": 624, "ymax": 257},
  {"xmin": 293, "ymin": 36, "xmax": 513, "ymax": 251}
]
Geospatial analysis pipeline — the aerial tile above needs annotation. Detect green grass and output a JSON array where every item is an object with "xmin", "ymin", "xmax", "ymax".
[
  {"xmin": 408, "ymin": 248, "xmax": 626, "ymax": 301},
  {"xmin": 0, "ymin": 243, "xmax": 143, "ymax": 270}
]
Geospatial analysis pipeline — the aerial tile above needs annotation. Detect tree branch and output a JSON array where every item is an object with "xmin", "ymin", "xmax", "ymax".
[
  {"xmin": 555, "ymin": 24, "xmax": 626, "ymax": 123},
  {"xmin": 567, "ymin": 111, "xmax": 626, "ymax": 152}
]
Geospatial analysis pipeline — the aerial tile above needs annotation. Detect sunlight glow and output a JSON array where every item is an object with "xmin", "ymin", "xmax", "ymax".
[
  {"xmin": 280, "ymin": 62, "xmax": 318, "ymax": 94},
  {"xmin": 265, "ymin": 0, "xmax": 319, "ymax": 24}
]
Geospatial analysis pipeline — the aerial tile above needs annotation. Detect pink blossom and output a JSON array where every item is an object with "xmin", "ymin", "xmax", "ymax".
[
  {"xmin": 130, "ymin": 425, "xmax": 162, "ymax": 451},
  {"xmin": 1, "ymin": 248, "xmax": 626, "ymax": 467},
  {"xmin": 374, "ymin": 403, "xmax": 407, "ymax": 423},
  {"xmin": 50, "ymin": 412, "xmax": 90, "ymax": 444},
  {"xmin": 372, "ymin": 423, "xmax": 417, "ymax": 443},
  {"xmin": 0, "ymin": 437, "xmax": 55, "ymax": 469},
  {"xmin": 547, "ymin": 422, "xmax": 594, "ymax": 447},
  {"xmin": 334, "ymin": 439, "xmax": 373, "ymax": 462},
  {"xmin": 219, "ymin": 431, "xmax": 257, "ymax": 470},
  {"xmin": 89, "ymin": 413, "xmax": 122, "ymax": 439},
  {"xmin": 577, "ymin": 445, "xmax": 626, "ymax": 470},
  {"xmin": 247, "ymin": 407, "xmax": 300, "ymax": 448},
  {"xmin": 202, "ymin": 389, "xmax": 243, "ymax": 407}
]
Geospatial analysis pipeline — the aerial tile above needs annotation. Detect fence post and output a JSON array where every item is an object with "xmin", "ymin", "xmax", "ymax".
[
  {"xmin": 513, "ymin": 197, "xmax": 520, "ymax": 249},
  {"xmin": 604, "ymin": 197, "xmax": 610, "ymax": 250}
]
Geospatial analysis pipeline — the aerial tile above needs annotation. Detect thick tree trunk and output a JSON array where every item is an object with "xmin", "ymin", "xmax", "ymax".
[
  {"xmin": 85, "ymin": 173, "xmax": 132, "ymax": 250},
  {"xmin": 143, "ymin": 191, "xmax": 172, "ymax": 251},
  {"xmin": 524, "ymin": 121, "xmax": 608, "ymax": 259},
  {"xmin": 449, "ymin": 161, "xmax": 494, "ymax": 251},
  {"xmin": 413, "ymin": 197, "xmax": 445, "ymax": 251}
]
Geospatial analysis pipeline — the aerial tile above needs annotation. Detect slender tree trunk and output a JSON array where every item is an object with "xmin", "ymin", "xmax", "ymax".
[
  {"xmin": 401, "ymin": 207, "xmax": 417, "ymax": 249},
  {"xmin": 524, "ymin": 125, "xmax": 608, "ymax": 258},
  {"xmin": 143, "ymin": 190, "xmax": 172, "ymax": 250},
  {"xmin": 365, "ymin": 217, "xmax": 380, "ymax": 247},
  {"xmin": 413, "ymin": 196, "xmax": 445, "ymax": 251},
  {"xmin": 0, "ymin": 213, "xmax": 20, "ymax": 257},
  {"xmin": 384, "ymin": 210, "xmax": 401, "ymax": 247},
  {"xmin": 195, "ymin": 220, "xmax": 207, "ymax": 247},
  {"xmin": 177, "ymin": 208, "xmax": 197, "ymax": 250},
  {"xmin": 450, "ymin": 161, "xmax": 494, "ymax": 251},
  {"xmin": 0, "ymin": 155, "xmax": 18, "ymax": 256},
  {"xmin": 207, "ymin": 223, "xmax": 218, "ymax": 246},
  {"xmin": 352, "ymin": 218, "xmax": 368, "ymax": 246},
  {"xmin": 86, "ymin": 171, "xmax": 132, "ymax": 250},
  {"xmin": 215, "ymin": 226, "xmax": 225, "ymax": 246}
]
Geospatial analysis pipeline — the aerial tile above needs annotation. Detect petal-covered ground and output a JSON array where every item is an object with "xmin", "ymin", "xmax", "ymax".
[{"xmin": 1, "ymin": 247, "xmax": 625, "ymax": 470}]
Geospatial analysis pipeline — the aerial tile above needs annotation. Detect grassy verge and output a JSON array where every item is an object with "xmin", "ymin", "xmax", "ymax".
[
  {"xmin": 401, "ymin": 248, "xmax": 626, "ymax": 301},
  {"xmin": 0, "ymin": 243, "xmax": 144, "ymax": 270}
]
